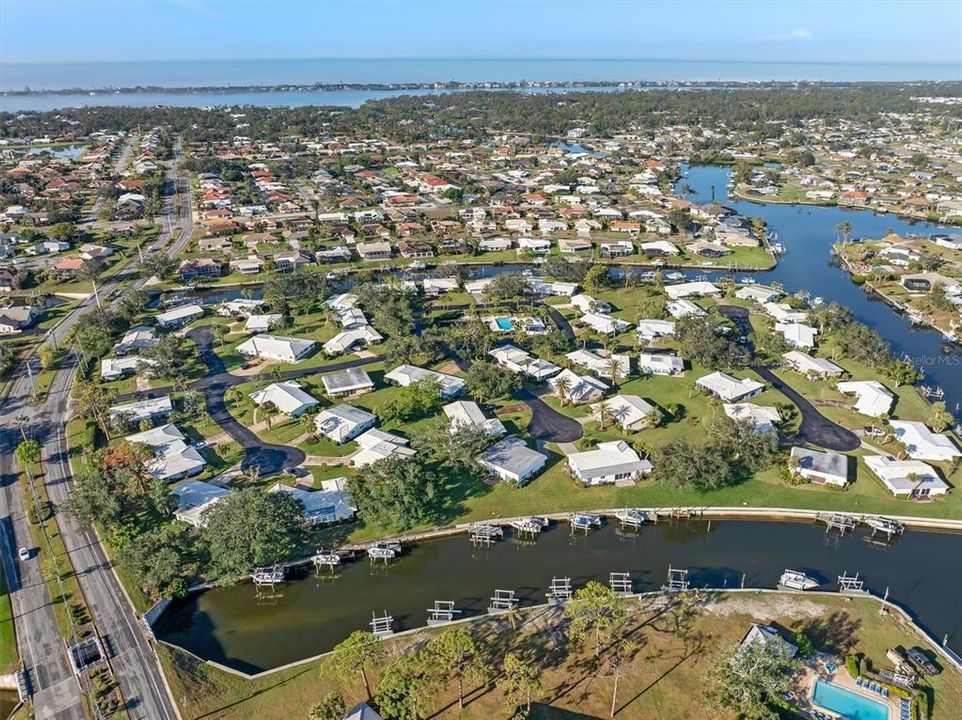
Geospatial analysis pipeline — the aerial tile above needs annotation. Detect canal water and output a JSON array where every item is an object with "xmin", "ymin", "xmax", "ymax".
[
  {"xmin": 155, "ymin": 520, "xmax": 962, "ymax": 673},
  {"xmin": 677, "ymin": 164, "xmax": 962, "ymax": 415}
]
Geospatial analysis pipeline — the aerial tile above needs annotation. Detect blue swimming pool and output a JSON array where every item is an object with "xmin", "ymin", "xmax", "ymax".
[
  {"xmin": 495, "ymin": 317, "xmax": 514, "ymax": 331},
  {"xmin": 812, "ymin": 679, "xmax": 889, "ymax": 720}
]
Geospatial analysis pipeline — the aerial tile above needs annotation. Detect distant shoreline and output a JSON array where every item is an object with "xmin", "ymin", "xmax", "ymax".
[{"xmin": 3, "ymin": 77, "xmax": 958, "ymax": 98}]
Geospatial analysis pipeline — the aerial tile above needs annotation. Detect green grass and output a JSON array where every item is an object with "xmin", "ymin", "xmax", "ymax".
[
  {"xmin": 0, "ymin": 561, "xmax": 17, "ymax": 673},
  {"xmin": 154, "ymin": 592, "xmax": 962, "ymax": 720}
]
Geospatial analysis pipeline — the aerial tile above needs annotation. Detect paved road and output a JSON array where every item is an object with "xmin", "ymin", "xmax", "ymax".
[
  {"xmin": 0, "ymin": 141, "xmax": 190, "ymax": 719},
  {"xmin": 717, "ymin": 304, "xmax": 859, "ymax": 452},
  {"xmin": 516, "ymin": 388, "xmax": 584, "ymax": 443}
]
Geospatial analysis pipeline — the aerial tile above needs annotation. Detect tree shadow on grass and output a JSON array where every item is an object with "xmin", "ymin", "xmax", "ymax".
[{"xmin": 795, "ymin": 611, "xmax": 862, "ymax": 656}]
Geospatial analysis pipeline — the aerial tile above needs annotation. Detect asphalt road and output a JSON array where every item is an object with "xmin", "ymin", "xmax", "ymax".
[{"xmin": 0, "ymin": 141, "xmax": 190, "ymax": 719}]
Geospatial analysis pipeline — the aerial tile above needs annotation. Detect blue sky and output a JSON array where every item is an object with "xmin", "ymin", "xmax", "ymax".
[{"xmin": 1, "ymin": 0, "xmax": 960, "ymax": 64}]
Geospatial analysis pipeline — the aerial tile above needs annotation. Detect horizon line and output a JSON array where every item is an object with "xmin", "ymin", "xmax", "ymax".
[{"xmin": 3, "ymin": 55, "xmax": 960, "ymax": 68}]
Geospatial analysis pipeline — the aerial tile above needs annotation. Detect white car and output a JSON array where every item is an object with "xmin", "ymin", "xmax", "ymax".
[{"xmin": 18, "ymin": 546, "xmax": 30, "ymax": 561}]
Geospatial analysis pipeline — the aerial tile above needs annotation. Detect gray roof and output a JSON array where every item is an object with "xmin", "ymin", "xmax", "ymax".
[
  {"xmin": 322, "ymin": 367, "xmax": 374, "ymax": 392},
  {"xmin": 478, "ymin": 436, "xmax": 546, "ymax": 475},
  {"xmin": 790, "ymin": 446, "xmax": 848, "ymax": 478}
]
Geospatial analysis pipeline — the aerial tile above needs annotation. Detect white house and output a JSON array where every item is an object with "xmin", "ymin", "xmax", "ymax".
[
  {"xmin": 323, "ymin": 326, "xmax": 383, "ymax": 355},
  {"xmin": 888, "ymin": 420, "xmax": 962, "ymax": 462},
  {"xmin": 637, "ymin": 352, "xmax": 684, "ymax": 376},
  {"xmin": 837, "ymin": 380, "xmax": 895, "ymax": 417},
  {"xmin": 351, "ymin": 428, "xmax": 417, "ymax": 467},
  {"xmin": 489, "ymin": 345, "xmax": 561, "ymax": 381},
  {"xmin": 763, "ymin": 302, "xmax": 808, "ymax": 324},
  {"xmin": 862, "ymin": 455, "xmax": 949, "ymax": 498},
  {"xmin": 782, "ymin": 350, "xmax": 843, "ymax": 379},
  {"xmin": 789, "ymin": 447, "xmax": 849, "ymax": 487},
  {"xmin": 321, "ymin": 367, "xmax": 375, "ymax": 398},
  {"xmin": 126, "ymin": 424, "xmax": 206, "ymax": 482},
  {"xmin": 325, "ymin": 293, "xmax": 359, "ymax": 311},
  {"xmin": 697, "ymin": 371, "xmax": 765, "ymax": 402},
  {"xmin": 565, "ymin": 349, "xmax": 630, "ymax": 378},
  {"xmin": 664, "ymin": 281, "xmax": 721, "ymax": 300},
  {"xmin": 593, "ymin": 395, "xmax": 656, "ymax": 431},
  {"xmin": 113, "ymin": 325, "xmax": 157, "ymax": 354},
  {"xmin": 249, "ymin": 380, "xmax": 319, "ymax": 417},
  {"xmin": 268, "ymin": 482, "xmax": 354, "ymax": 525},
  {"xmin": 476, "ymin": 436, "xmax": 547, "ymax": 485},
  {"xmin": 443, "ymin": 400, "xmax": 506, "ymax": 437},
  {"xmin": 724, "ymin": 403, "xmax": 781, "ymax": 433},
  {"xmin": 244, "ymin": 313, "xmax": 283, "ymax": 333},
  {"xmin": 567, "ymin": 440, "xmax": 652, "ymax": 486},
  {"xmin": 156, "ymin": 303, "xmax": 204, "ymax": 329},
  {"xmin": 549, "ymin": 368, "xmax": 609, "ymax": 405},
  {"xmin": 173, "ymin": 480, "xmax": 228, "ymax": 528},
  {"xmin": 314, "ymin": 404, "xmax": 378, "ymax": 444},
  {"xmin": 637, "ymin": 319, "xmax": 675, "ymax": 341},
  {"xmin": 774, "ymin": 322, "xmax": 818, "ymax": 349},
  {"xmin": 101, "ymin": 355, "xmax": 156, "ymax": 381},
  {"xmin": 571, "ymin": 294, "xmax": 610, "ymax": 314},
  {"xmin": 384, "ymin": 364, "xmax": 466, "ymax": 398},
  {"xmin": 735, "ymin": 285, "xmax": 782, "ymax": 303},
  {"xmin": 236, "ymin": 334, "xmax": 317, "ymax": 363},
  {"xmin": 580, "ymin": 311, "xmax": 631, "ymax": 335},
  {"xmin": 666, "ymin": 299, "xmax": 706, "ymax": 319},
  {"xmin": 109, "ymin": 396, "xmax": 173, "ymax": 424}
]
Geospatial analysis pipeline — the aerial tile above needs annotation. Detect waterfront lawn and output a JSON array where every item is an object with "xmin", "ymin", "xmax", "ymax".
[{"xmin": 154, "ymin": 592, "xmax": 962, "ymax": 720}]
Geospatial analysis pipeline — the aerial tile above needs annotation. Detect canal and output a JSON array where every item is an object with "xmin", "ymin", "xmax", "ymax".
[{"xmin": 156, "ymin": 520, "xmax": 962, "ymax": 674}]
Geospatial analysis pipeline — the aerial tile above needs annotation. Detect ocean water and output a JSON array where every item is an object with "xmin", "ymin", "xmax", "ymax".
[{"xmin": 1, "ymin": 57, "xmax": 959, "ymax": 112}]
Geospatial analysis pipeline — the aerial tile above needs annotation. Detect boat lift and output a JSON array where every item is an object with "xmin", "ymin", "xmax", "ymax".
[
  {"xmin": 370, "ymin": 611, "xmax": 395, "ymax": 637},
  {"xmin": 488, "ymin": 589, "xmax": 518, "ymax": 615},
  {"xmin": 609, "ymin": 572, "xmax": 633, "ymax": 596},
  {"xmin": 427, "ymin": 600, "xmax": 462, "ymax": 626},
  {"xmin": 661, "ymin": 565, "xmax": 690, "ymax": 592},
  {"xmin": 469, "ymin": 523, "xmax": 504, "ymax": 546},
  {"xmin": 546, "ymin": 576, "xmax": 573, "ymax": 604},
  {"xmin": 838, "ymin": 571, "xmax": 871, "ymax": 595}
]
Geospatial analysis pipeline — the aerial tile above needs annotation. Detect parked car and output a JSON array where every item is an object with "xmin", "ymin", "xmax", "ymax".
[
  {"xmin": 906, "ymin": 647, "xmax": 938, "ymax": 675},
  {"xmin": 18, "ymin": 546, "xmax": 30, "ymax": 561}
]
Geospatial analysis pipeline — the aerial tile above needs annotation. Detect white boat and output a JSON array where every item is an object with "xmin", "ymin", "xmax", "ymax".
[
  {"xmin": 615, "ymin": 508, "xmax": 650, "ymax": 526},
  {"xmin": 368, "ymin": 541, "xmax": 402, "ymax": 559},
  {"xmin": 777, "ymin": 569, "xmax": 819, "ymax": 591},
  {"xmin": 665, "ymin": 271, "xmax": 685, "ymax": 281},
  {"xmin": 812, "ymin": 296, "xmax": 824, "ymax": 306},
  {"xmin": 738, "ymin": 276, "xmax": 754, "ymax": 285},
  {"xmin": 510, "ymin": 516, "xmax": 549, "ymax": 533},
  {"xmin": 569, "ymin": 513, "xmax": 602, "ymax": 529},
  {"xmin": 251, "ymin": 566, "xmax": 285, "ymax": 584}
]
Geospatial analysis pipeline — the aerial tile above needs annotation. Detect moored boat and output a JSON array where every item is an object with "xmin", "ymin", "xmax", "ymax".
[{"xmin": 777, "ymin": 569, "xmax": 819, "ymax": 591}]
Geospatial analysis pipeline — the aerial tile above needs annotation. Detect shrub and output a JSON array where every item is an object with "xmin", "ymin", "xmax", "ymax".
[{"xmin": 845, "ymin": 654, "xmax": 860, "ymax": 678}]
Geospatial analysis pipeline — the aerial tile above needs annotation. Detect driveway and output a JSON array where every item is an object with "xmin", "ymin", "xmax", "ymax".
[
  {"xmin": 188, "ymin": 327, "xmax": 305, "ymax": 474},
  {"xmin": 515, "ymin": 388, "xmax": 583, "ymax": 443}
]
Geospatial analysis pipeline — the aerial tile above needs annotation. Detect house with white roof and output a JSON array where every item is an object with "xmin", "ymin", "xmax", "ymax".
[
  {"xmin": 244, "ymin": 313, "xmax": 283, "ymax": 333},
  {"xmin": 666, "ymin": 299, "xmax": 706, "ymax": 318},
  {"xmin": 696, "ymin": 371, "xmax": 765, "ymax": 402},
  {"xmin": 592, "ymin": 395, "xmax": 657, "ymax": 431},
  {"xmin": 489, "ymin": 345, "xmax": 560, "ymax": 381},
  {"xmin": 101, "ymin": 355, "xmax": 156, "ymax": 381},
  {"xmin": 443, "ymin": 400, "xmax": 506, "ymax": 437},
  {"xmin": 549, "ymin": 368, "xmax": 609, "ymax": 405},
  {"xmin": 218, "ymin": 298, "xmax": 264, "ymax": 318},
  {"xmin": 782, "ymin": 350, "xmax": 843, "ymax": 379},
  {"xmin": 637, "ymin": 352, "xmax": 684, "ymax": 376},
  {"xmin": 126, "ymin": 424, "xmax": 206, "ymax": 482},
  {"xmin": 321, "ymin": 367, "xmax": 375, "ymax": 398},
  {"xmin": 249, "ymin": 380, "xmax": 319, "ymax": 417},
  {"xmin": 384, "ymin": 364, "xmax": 466, "ymax": 398},
  {"xmin": 863, "ymin": 455, "xmax": 949, "ymax": 498},
  {"xmin": 571, "ymin": 294, "xmax": 611, "ymax": 314},
  {"xmin": 422, "ymin": 277, "xmax": 459, "ymax": 295},
  {"xmin": 325, "ymin": 293, "xmax": 359, "ymax": 311},
  {"xmin": 567, "ymin": 440, "xmax": 652, "ymax": 486},
  {"xmin": 323, "ymin": 326, "xmax": 384, "ymax": 355},
  {"xmin": 314, "ymin": 404, "xmax": 377, "ymax": 444},
  {"xmin": 735, "ymin": 285, "xmax": 782, "ymax": 304},
  {"xmin": 109, "ymin": 396, "xmax": 173, "ymax": 424},
  {"xmin": 664, "ymin": 281, "xmax": 721, "ymax": 300},
  {"xmin": 836, "ymin": 380, "xmax": 895, "ymax": 417},
  {"xmin": 476, "ymin": 436, "xmax": 547, "ymax": 485},
  {"xmin": 763, "ymin": 302, "xmax": 808, "ymax": 323},
  {"xmin": 888, "ymin": 420, "xmax": 962, "ymax": 462},
  {"xmin": 565, "ymin": 349, "xmax": 630, "ymax": 378},
  {"xmin": 173, "ymin": 480, "xmax": 228, "ymax": 528},
  {"xmin": 527, "ymin": 279, "xmax": 580, "ymax": 297},
  {"xmin": 351, "ymin": 428, "xmax": 417, "ymax": 467},
  {"xmin": 268, "ymin": 482, "xmax": 354, "ymax": 525},
  {"xmin": 637, "ymin": 319, "xmax": 675, "ymax": 341},
  {"xmin": 774, "ymin": 322, "xmax": 818, "ymax": 349},
  {"xmin": 580, "ymin": 312, "xmax": 631, "ymax": 335},
  {"xmin": 113, "ymin": 325, "xmax": 157, "ymax": 354},
  {"xmin": 236, "ymin": 334, "xmax": 316, "ymax": 363},
  {"xmin": 156, "ymin": 303, "xmax": 204, "ymax": 329},
  {"xmin": 724, "ymin": 403, "xmax": 781, "ymax": 433},
  {"xmin": 789, "ymin": 447, "xmax": 849, "ymax": 487}
]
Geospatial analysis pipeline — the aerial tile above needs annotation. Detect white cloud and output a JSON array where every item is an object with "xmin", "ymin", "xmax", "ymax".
[
  {"xmin": 789, "ymin": 27, "xmax": 812, "ymax": 39},
  {"xmin": 761, "ymin": 26, "xmax": 814, "ymax": 41}
]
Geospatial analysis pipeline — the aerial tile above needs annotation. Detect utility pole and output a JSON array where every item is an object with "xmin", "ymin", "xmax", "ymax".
[
  {"xmin": 25, "ymin": 357, "xmax": 37, "ymax": 397},
  {"xmin": 91, "ymin": 278, "xmax": 101, "ymax": 309}
]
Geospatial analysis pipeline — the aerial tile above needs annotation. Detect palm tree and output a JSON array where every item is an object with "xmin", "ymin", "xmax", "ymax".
[
  {"xmin": 597, "ymin": 400, "xmax": 615, "ymax": 430},
  {"xmin": 553, "ymin": 375, "xmax": 571, "ymax": 406},
  {"xmin": 605, "ymin": 357, "xmax": 622, "ymax": 387},
  {"xmin": 13, "ymin": 414, "xmax": 30, "ymax": 442}
]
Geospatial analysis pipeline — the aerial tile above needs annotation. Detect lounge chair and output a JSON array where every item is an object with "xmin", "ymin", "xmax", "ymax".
[
  {"xmin": 882, "ymin": 687, "xmax": 889, "ymax": 697},
  {"xmin": 855, "ymin": 677, "xmax": 862, "ymax": 686}
]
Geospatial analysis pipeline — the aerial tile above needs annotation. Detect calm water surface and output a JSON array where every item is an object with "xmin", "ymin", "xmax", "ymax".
[{"xmin": 155, "ymin": 520, "xmax": 962, "ymax": 673}]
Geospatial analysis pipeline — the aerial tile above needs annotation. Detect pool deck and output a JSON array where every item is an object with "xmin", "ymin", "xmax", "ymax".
[{"xmin": 804, "ymin": 668, "xmax": 900, "ymax": 720}]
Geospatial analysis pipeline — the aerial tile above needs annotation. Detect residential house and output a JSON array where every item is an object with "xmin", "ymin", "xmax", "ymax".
[
  {"xmin": 173, "ymin": 480, "xmax": 229, "ymax": 528},
  {"xmin": 244, "ymin": 313, "xmax": 283, "ymax": 333},
  {"xmin": 236, "ymin": 334, "xmax": 317, "ymax": 362},
  {"xmin": 549, "ymin": 368, "xmax": 609, "ymax": 405},
  {"xmin": 488, "ymin": 345, "xmax": 561, "ymax": 381},
  {"xmin": 696, "ymin": 371, "xmax": 765, "ymax": 402},
  {"xmin": 888, "ymin": 420, "xmax": 962, "ymax": 462},
  {"xmin": 443, "ymin": 400, "xmax": 507, "ymax": 437},
  {"xmin": 789, "ymin": 447, "xmax": 849, "ymax": 487},
  {"xmin": 782, "ymin": 350, "xmax": 843, "ymax": 379},
  {"xmin": 593, "ymin": 394, "xmax": 657, "ymax": 431},
  {"xmin": 0, "ymin": 305, "xmax": 38, "ymax": 334},
  {"xmin": 323, "ymin": 326, "xmax": 384, "ymax": 355},
  {"xmin": 637, "ymin": 319, "xmax": 676, "ymax": 341},
  {"xmin": 384, "ymin": 364, "xmax": 466, "ymax": 398},
  {"xmin": 351, "ymin": 428, "xmax": 417, "ymax": 467},
  {"xmin": 664, "ymin": 281, "xmax": 722, "ymax": 300},
  {"xmin": 774, "ymin": 322, "xmax": 818, "ymax": 349},
  {"xmin": 637, "ymin": 352, "xmax": 684, "ymax": 376},
  {"xmin": 314, "ymin": 404, "xmax": 378, "ymax": 444},
  {"xmin": 321, "ymin": 367, "xmax": 375, "ymax": 398},
  {"xmin": 836, "ymin": 380, "xmax": 895, "ymax": 417},
  {"xmin": 126, "ymin": 424, "xmax": 206, "ymax": 482},
  {"xmin": 355, "ymin": 241, "xmax": 392, "ymax": 261},
  {"xmin": 666, "ymin": 299, "xmax": 706, "ymax": 319},
  {"xmin": 567, "ymin": 440, "xmax": 652, "ymax": 486},
  {"xmin": 249, "ymin": 380, "xmax": 320, "ymax": 417},
  {"xmin": 863, "ymin": 455, "xmax": 948, "ymax": 498},
  {"xmin": 565, "ymin": 349, "xmax": 630, "ymax": 378},
  {"xmin": 580, "ymin": 311, "xmax": 631, "ymax": 335},
  {"xmin": 155, "ymin": 303, "xmax": 204, "ymax": 329},
  {"xmin": 723, "ymin": 403, "xmax": 781, "ymax": 433},
  {"xmin": 109, "ymin": 396, "xmax": 173, "ymax": 425},
  {"xmin": 179, "ymin": 258, "xmax": 222, "ymax": 281},
  {"xmin": 268, "ymin": 482, "xmax": 354, "ymax": 525},
  {"xmin": 476, "ymin": 436, "xmax": 547, "ymax": 485}
]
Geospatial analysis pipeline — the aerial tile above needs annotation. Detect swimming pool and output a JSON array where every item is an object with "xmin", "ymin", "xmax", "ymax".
[
  {"xmin": 812, "ymin": 679, "xmax": 889, "ymax": 720},
  {"xmin": 495, "ymin": 317, "xmax": 514, "ymax": 331}
]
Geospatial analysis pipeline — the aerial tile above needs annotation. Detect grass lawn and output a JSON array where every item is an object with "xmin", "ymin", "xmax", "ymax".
[
  {"xmin": 155, "ymin": 592, "xmax": 962, "ymax": 720},
  {"xmin": 0, "ymin": 562, "xmax": 16, "ymax": 674}
]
